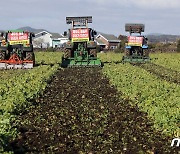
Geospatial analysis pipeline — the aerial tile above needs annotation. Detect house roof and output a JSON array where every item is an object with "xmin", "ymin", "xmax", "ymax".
[
  {"xmin": 34, "ymin": 30, "xmax": 62, "ymax": 39},
  {"xmin": 96, "ymin": 33, "xmax": 120, "ymax": 43},
  {"xmin": 35, "ymin": 31, "xmax": 51, "ymax": 38},
  {"xmin": 51, "ymin": 33, "xmax": 62, "ymax": 39},
  {"xmin": 95, "ymin": 39, "xmax": 106, "ymax": 45}
]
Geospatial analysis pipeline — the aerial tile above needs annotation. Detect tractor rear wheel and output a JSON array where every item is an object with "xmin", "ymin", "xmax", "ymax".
[
  {"xmin": 0, "ymin": 51, "xmax": 5, "ymax": 60},
  {"xmin": 125, "ymin": 49, "xmax": 129, "ymax": 56},
  {"xmin": 25, "ymin": 52, "xmax": 35, "ymax": 61},
  {"xmin": 64, "ymin": 49, "xmax": 71, "ymax": 58},
  {"xmin": 25, "ymin": 52, "xmax": 35, "ymax": 66},
  {"xmin": 144, "ymin": 50, "xmax": 149, "ymax": 57}
]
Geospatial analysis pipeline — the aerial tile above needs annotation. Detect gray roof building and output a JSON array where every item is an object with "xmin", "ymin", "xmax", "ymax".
[
  {"xmin": 96, "ymin": 33, "xmax": 120, "ymax": 50},
  {"xmin": 96, "ymin": 33, "xmax": 120, "ymax": 43}
]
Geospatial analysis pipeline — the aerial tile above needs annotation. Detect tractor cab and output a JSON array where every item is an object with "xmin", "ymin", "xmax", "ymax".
[
  {"xmin": 61, "ymin": 16, "xmax": 102, "ymax": 67},
  {"xmin": 122, "ymin": 24, "xmax": 150, "ymax": 63}
]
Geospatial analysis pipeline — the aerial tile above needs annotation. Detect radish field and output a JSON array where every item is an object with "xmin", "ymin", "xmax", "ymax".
[{"xmin": 0, "ymin": 52, "xmax": 179, "ymax": 153}]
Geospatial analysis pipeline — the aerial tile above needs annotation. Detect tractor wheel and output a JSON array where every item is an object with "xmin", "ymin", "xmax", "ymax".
[
  {"xmin": 0, "ymin": 51, "xmax": 5, "ymax": 60},
  {"xmin": 144, "ymin": 50, "xmax": 149, "ymax": 57},
  {"xmin": 32, "ymin": 53, "xmax": 35, "ymax": 66},
  {"xmin": 25, "ymin": 52, "xmax": 34, "ymax": 61},
  {"xmin": 90, "ymin": 49, "xmax": 97, "ymax": 57},
  {"xmin": 125, "ymin": 49, "xmax": 129, "ymax": 56},
  {"xmin": 64, "ymin": 49, "xmax": 71, "ymax": 58},
  {"xmin": 25, "ymin": 52, "xmax": 35, "ymax": 66}
]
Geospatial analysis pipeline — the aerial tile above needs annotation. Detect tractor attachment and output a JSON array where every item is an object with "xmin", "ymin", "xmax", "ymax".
[
  {"xmin": 0, "ymin": 53, "xmax": 34, "ymax": 69},
  {"xmin": 62, "ymin": 57, "xmax": 102, "ymax": 67},
  {"xmin": 62, "ymin": 16, "xmax": 102, "ymax": 67},
  {"xmin": 122, "ymin": 55, "xmax": 150, "ymax": 63},
  {"xmin": 61, "ymin": 42, "xmax": 101, "ymax": 67}
]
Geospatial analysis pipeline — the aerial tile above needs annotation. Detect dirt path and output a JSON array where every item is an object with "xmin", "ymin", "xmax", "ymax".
[{"xmin": 11, "ymin": 68, "xmax": 178, "ymax": 153}]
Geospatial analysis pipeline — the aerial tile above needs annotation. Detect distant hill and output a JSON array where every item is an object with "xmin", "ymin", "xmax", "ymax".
[
  {"xmin": 0, "ymin": 27, "xmax": 47, "ymax": 33},
  {"xmin": 147, "ymin": 34, "xmax": 180, "ymax": 43},
  {"xmin": 18, "ymin": 26, "xmax": 48, "ymax": 33},
  {"xmin": 118, "ymin": 33, "xmax": 180, "ymax": 43},
  {"xmin": 18, "ymin": 26, "xmax": 62, "ymax": 38},
  {"xmin": 1, "ymin": 26, "xmax": 180, "ymax": 43}
]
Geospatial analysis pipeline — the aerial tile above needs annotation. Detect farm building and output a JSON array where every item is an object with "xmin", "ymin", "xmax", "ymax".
[
  {"xmin": 95, "ymin": 33, "xmax": 120, "ymax": 50},
  {"xmin": 33, "ymin": 31, "xmax": 68, "ymax": 48}
]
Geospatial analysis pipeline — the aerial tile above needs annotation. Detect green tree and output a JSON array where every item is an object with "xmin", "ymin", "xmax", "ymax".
[{"xmin": 118, "ymin": 35, "xmax": 127, "ymax": 53}]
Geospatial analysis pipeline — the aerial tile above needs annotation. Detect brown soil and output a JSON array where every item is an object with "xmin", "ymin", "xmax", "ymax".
[{"xmin": 11, "ymin": 68, "xmax": 178, "ymax": 154}]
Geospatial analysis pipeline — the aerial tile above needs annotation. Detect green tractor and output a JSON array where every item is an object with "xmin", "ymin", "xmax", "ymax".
[
  {"xmin": 61, "ymin": 16, "xmax": 102, "ymax": 67},
  {"xmin": 0, "ymin": 30, "xmax": 35, "ymax": 69},
  {"xmin": 122, "ymin": 24, "xmax": 150, "ymax": 63}
]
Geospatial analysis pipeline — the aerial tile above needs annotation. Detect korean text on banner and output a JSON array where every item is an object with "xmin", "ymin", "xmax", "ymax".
[
  {"xmin": 71, "ymin": 28, "xmax": 89, "ymax": 42},
  {"xmin": 128, "ymin": 36, "xmax": 143, "ymax": 46}
]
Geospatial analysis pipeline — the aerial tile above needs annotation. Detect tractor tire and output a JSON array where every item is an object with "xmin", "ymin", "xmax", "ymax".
[
  {"xmin": 90, "ymin": 49, "xmax": 97, "ymax": 57},
  {"xmin": 25, "ymin": 52, "xmax": 34, "ymax": 61},
  {"xmin": 0, "ymin": 51, "xmax": 5, "ymax": 60},
  {"xmin": 144, "ymin": 50, "xmax": 149, "ymax": 57},
  {"xmin": 125, "ymin": 49, "xmax": 129, "ymax": 56},
  {"xmin": 64, "ymin": 49, "xmax": 71, "ymax": 59},
  {"xmin": 25, "ymin": 52, "xmax": 35, "ymax": 66},
  {"xmin": 32, "ymin": 53, "xmax": 35, "ymax": 66}
]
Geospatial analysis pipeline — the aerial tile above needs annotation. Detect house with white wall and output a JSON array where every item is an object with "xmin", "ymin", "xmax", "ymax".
[
  {"xmin": 33, "ymin": 31, "xmax": 68, "ymax": 48},
  {"xmin": 51, "ymin": 35, "xmax": 69, "ymax": 48}
]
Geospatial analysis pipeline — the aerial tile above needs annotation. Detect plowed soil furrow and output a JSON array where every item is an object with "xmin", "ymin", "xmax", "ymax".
[
  {"xmin": 11, "ymin": 68, "xmax": 178, "ymax": 154},
  {"xmin": 135, "ymin": 63, "xmax": 180, "ymax": 85}
]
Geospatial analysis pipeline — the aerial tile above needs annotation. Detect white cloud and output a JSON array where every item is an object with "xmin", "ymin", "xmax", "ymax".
[
  {"xmin": 89, "ymin": 0, "xmax": 180, "ymax": 9},
  {"xmin": 130, "ymin": 0, "xmax": 180, "ymax": 9}
]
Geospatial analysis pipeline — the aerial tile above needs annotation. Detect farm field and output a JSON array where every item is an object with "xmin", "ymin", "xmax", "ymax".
[
  {"xmin": 100, "ymin": 53, "xmax": 179, "ymax": 136},
  {"xmin": 0, "ymin": 52, "xmax": 63, "ymax": 153},
  {"xmin": 150, "ymin": 53, "xmax": 180, "ymax": 71},
  {"xmin": 0, "ymin": 51, "xmax": 179, "ymax": 153}
]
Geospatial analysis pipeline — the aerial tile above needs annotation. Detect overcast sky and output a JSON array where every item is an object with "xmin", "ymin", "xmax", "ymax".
[{"xmin": 1, "ymin": 0, "xmax": 180, "ymax": 36}]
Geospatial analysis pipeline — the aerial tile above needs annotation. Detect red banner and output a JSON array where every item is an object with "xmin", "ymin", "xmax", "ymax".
[
  {"xmin": 8, "ymin": 32, "xmax": 28, "ymax": 41},
  {"xmin": 71, "ymin": 28, "xmax": 89, "ymax": 42},
  {"xmin": 128, "ymin": 36, "xmax": 143, "ymax": 46}
]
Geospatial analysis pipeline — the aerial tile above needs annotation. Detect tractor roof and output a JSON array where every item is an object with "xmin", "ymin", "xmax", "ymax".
[
  {"xmin": 125, "ymin": 24, "xmax": 145, "ymax": 34},
  {"xmin": 66, "ymin": 16, "xmax": 92, "ymax": 24}
]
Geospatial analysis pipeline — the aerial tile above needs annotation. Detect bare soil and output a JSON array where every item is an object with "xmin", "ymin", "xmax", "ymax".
[{"xmin": 11, "ymin": 68, "xmax": 178, "ymax": 153}]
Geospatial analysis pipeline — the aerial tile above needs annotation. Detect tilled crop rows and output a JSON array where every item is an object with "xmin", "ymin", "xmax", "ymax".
[
  {"xmin": 136, "ymin": 63, "xmax": 180, "ymax": 85},
  {"xmin": 11, "ymin": 68, "xmax": 177, "ymax": 153}
]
